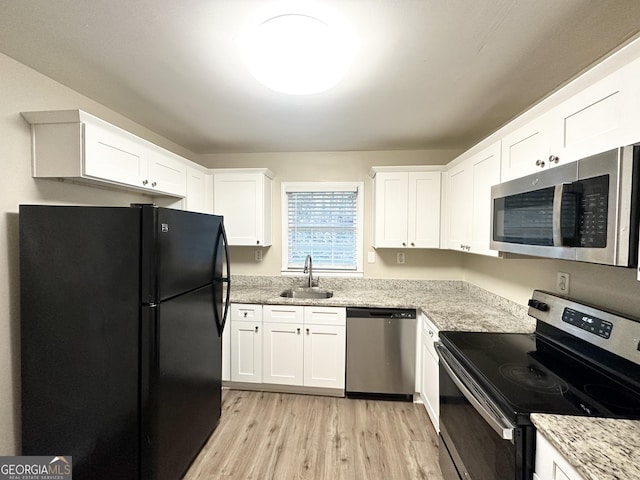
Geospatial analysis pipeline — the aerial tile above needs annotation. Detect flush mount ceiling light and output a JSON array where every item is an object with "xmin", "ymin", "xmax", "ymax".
[{"xmin": 240, "ymin": 2, "xmax": 357, "ymax": 95}]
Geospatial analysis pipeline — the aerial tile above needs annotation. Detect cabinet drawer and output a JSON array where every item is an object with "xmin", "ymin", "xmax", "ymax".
[
  {"xmin": 304, "ymin": 306, "xmax": 346, "ymax": 326},
  {"xmin": 263, "ymin": 305, "xmax": 304, "ymax": 324},
  {"xmin": 231, "ymin": 303, "xmax": 263, "ymax": 322}
]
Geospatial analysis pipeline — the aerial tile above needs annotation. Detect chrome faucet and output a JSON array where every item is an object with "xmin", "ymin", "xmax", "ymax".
[{"xmin": 303, "ymin": 255, "xmax": 313, "ymax": 288}]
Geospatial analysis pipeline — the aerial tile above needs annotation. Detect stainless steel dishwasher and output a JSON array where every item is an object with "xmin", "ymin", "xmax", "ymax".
[{"xmin": 346, "ymin": 307, "xmax": 416, "ymax": 398}]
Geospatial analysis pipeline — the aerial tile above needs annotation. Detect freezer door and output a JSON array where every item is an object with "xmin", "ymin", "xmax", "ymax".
[
  {"xmin": 140, "ymin": 206, "xmax": 223, "ymax": 303},
  {"xmin": 141, "ymin": 285, "xmax": 222, "ymax": 480}
]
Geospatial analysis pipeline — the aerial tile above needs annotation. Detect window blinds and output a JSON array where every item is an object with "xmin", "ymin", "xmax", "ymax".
[{"xmin": 286, "ymin": 190, "xmax": 358, "ymax": 270}]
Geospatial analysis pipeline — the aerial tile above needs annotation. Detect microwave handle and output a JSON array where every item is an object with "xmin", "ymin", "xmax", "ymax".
[{"xmin": 552, "ymin": 183, "xmax": 566, "ymax": 246}]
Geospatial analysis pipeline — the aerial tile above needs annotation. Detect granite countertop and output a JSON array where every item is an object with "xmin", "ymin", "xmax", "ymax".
[
  {"xmin": 531, "ymin": 414, "xmax": 640, "ymax": 480},
  {"xmin": 229, "ymin": 275, "xmax": 535, "ymax": 333}
]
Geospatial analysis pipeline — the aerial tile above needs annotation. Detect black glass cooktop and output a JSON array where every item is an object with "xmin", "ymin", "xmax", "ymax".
[{"xmin": 439, "ymin": 330, "xmax": 640, "ymax": 422}]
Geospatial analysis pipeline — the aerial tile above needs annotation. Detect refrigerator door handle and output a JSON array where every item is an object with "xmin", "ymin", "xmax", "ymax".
[{"xmin": 213, "ymin": 222, "xmax": 231, "ymax": 336}]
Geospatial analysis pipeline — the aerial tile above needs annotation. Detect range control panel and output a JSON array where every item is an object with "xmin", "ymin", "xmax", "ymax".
[{"xmin": 562, "ymin": 307, "xmax": 613, "ymax": 339}]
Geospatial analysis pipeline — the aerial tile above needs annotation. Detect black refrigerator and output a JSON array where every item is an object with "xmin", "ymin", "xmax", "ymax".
[{"xmin": 19, "ymin": 204, "xmax": 231, "ymax": 480}]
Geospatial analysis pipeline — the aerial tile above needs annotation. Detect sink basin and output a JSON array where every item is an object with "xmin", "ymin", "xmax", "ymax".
[{"xmin": 280, "ymin": 287, "xmax": 334, "ymax": 299}]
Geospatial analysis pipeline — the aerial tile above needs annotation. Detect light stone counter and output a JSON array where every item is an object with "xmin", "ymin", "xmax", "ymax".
[
  {"xmin": 531, "ymin": 414, "xmax": 640, "ymax": 480},
  {"xmin": 229, "ymin": 275, "xmax": 535, "ymax": 333}
]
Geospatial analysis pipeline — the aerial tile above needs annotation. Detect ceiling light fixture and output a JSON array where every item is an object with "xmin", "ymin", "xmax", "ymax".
[{"xmin": 240, "ymin": 2, "xmax": 357, "ymax": 95}]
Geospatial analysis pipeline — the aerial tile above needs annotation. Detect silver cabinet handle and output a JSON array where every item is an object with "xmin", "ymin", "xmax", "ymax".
[
  {"xmin": 142, "ymin": 179, "xmax": 149, "ymax": 185},
  {"xmin": 151, "ymin": 181, "xmax": 157, "ymax": 187},
  {"xmin": 306, "ymin": 328, "xmax": 310, "ymax": 335},
  {"xmin": 402, "ymin": 242, "xmax": 406, "ymax": 247},
  {"xmin": 535, "ymin": 159, "xmax": 546, "ymax": 167},
  {"xmin": 255, "ymin": 326, "xmax": 259, "ymax": 333},
  {"xmin": 243, "ymin": 312, "xmax": 248, "ymax": 318},
  {"xmin": 411, "ymin": 242, "xmax": 415, "ymax": 247},
  {"xmin": 428, "ymin": 330, "xmax": 434, "ymax": 337},
  {"xmin": 549, "ymin": 155, "xmax": 560, "ymax": 164},
  {"xmin": 297, "ymin": 328, "xmax": 301, "ymax": 334}
]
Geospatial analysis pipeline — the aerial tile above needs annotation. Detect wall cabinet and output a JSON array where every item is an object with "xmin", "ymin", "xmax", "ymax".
[
  {"xmin": 21, "ymin": 109, "xmax": 188, "ymax": 197},
  {"xmin": 535, "ymin": 432, "xmax": 585, "ymax": 480},
  {"xmin": 420, "ymin": 313, "xmax": 439, "ymax": 432},
  {"xmin": 500, "ymin": 57, "xmax": 640, "ymax": 183},
  {"xmin": 184, "ymin": 165, "xmax": 213, "ymax": 213},
  {"xmin": 370, "ymin": 167, "xmax": 442, "ymax": 248},
  {"xmin": 230, "ymin": 304, "xmax": 263, "ymax": 384},
  {"xmin": 212, "ymin": 169, "xmax": 273, "ymax": 246},
  {"xmin": 444, "ymin": 141, "xmax": 501, "ymax": 256}
]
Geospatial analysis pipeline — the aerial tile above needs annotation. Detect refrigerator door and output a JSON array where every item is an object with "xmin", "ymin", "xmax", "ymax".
[
  {"xmin": 20, "ymin": 205, "xmax": 140, "ymax": 480},
  {"xmin": 141, "ymin": 285, "xmax": 222, "ymax": 480},
  {"xmin": 213, "ymin": 221, "xmax": 231, "ymax": 336},
  {"xmin": 140, "ymin": 206, "xmax": 222, "ymax": 304}
]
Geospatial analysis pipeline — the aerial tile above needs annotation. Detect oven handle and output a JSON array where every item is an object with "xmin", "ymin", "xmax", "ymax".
[{"xmin": 436, "ymin": 343, "xmax": 515, "ymax": 441}]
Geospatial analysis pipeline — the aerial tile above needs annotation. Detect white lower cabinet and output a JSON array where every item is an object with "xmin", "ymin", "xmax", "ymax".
[
  {"xmin": 419, "ymin": 313, "xmax": 439, "ymax": 431},
  {"xmin": 535, "ymin": 432, "xmax": 585, "ymax": 480},
  {"xmin": 231, "ymin": 304, "xmax": 346, "ymax": 392},
  {"xmin": 262, "ymin": 305, "xmax": 305, "ymax": 386},
  {"xmin": 230, "ymin": 304, "xmax": 263, "ymax": 384},
  {"xmin": 303, "ymin": 306, "xmax": 346, "ymax": 389}
]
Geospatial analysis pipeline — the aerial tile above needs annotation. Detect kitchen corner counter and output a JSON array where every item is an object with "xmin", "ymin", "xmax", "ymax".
[
  {"xmin": 229, "ymin": 276, "xmax": 535, "ymax": 334},
  {"xmin": 531, "ymin": 414, "xmax": 640, "ymax": 480}
]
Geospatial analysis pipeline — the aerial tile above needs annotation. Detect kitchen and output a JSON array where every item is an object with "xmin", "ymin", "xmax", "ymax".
[{"xmin": 2, "ymin": 1, "xmax": 640, "ymax": 479}]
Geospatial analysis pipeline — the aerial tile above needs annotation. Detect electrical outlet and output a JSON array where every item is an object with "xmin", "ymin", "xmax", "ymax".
[
  {"xmin": 255, "ymin": 249, "xmax": 263, "ymax": 262},
  {"xmin": 397, "ymin": 252, "xmax": 405, "ymax": 264},
  {"xmin": 367, "ymin": 251, "xmax": 376, "ymax": 264},
  {"xmin": 556, "ymin": 272, "xmax": 570, "ymax": 294}
]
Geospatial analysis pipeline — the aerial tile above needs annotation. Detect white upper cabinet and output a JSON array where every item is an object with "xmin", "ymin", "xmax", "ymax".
[
  {"xmin": 212, "ymin": 168, "xmax": 273, "ymax": 246},
  {"xmin": 444, "ymin": 141, "xmax": 500, "ymax": 257},
  {"xmin": 184, "ymin": 165, "xmax": 213, "ymax": 214},
  {"xmin": 500, "ymin": 55, "xmax": 640, "ymax": 183},
  {"xmin": 500, "ymin": 111, "xmax": 554, "ymax": 182},
  {"xmin": 21, "ymin": 109, "xmax": 188, "ymax": 197},
  {"xmin": 371, "ymin": 167, "xmax": 442, "ymax": 248},
  {"xmin": 549, "ymin": 58, "xmax": 640, "ymax": 164}
]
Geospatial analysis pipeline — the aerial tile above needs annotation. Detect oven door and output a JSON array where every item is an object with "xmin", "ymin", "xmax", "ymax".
[{"xmin": 436, "ymin": 343, "xmax": 533, "ymax": 480}]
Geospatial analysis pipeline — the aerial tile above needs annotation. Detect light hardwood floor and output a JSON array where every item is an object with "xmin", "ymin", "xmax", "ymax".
[{"xmin": 184, "ymin": 389, "xmax": 444, "ymax": 480}]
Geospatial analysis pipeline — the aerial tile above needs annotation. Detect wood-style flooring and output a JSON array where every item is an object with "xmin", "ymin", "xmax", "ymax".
[{"xmin": 184, "ymin": 389, "xmax": 444, "ymax": 480}]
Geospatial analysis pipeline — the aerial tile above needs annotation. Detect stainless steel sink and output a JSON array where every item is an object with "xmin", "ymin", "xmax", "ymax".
[{"xmin": 280, "ymin": 287, "xmax": 334, "ymax": 299}]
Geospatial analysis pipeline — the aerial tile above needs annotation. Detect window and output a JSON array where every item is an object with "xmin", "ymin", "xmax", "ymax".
[{"xmin": 282, "ymin": 182, "xmax": 363, "ymax": 275}]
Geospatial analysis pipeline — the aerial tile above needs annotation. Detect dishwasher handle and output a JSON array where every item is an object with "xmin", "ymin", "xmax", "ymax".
[{"xmin": 346, "ymin": 307, "xmax": 416, "ymax": 319}]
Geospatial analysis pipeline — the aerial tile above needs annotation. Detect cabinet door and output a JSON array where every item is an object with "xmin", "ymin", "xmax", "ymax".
[
  {"xmin": 421, "ymin": 340, "xmax": 439, "ymax": 432},
  {"xmin": 469, "ymin": 142, "xmax": 501, "ymax": 256},
  {"xmin": 500, "ymin": 113, "xmax": 552, "ymax": 182},
  {"xmin": 408, "ymin": 172, "xmax": 441, "ymax": 248},
  {"xmin": 147, "ymin": 149, "xmax": 187, "ymax": 197},
  {"xmin": 535, "ymin": 432, "xmax": 585, "ymax": 480},
  {"xmin": 214, "ymin": 173, "xmax": 270, "ymax": 246},
  {"xmin": 84, "ymin": 121, "xmax": 149, "ymax": 188},
  {"xmin": 444, "ymin": 162, "xmax": 472, "ymax": 251},
  {"xmin": 185, "ymin": 166, "xmax": 210, "ymax": 213},
  {"xmin": 230, "ymin": 321, "xmax": 262, "ymax": 383},
  {"xmin": 262, "ymin": 322, "xmax": 304, "ymax": 386},
  {"xmin": 372, "ymin": 171, "xmax": 409, "ymax": 248},
  {"xmin": 550, "ymin": 65, "xmax": 638, "ymax": 165},
  {"xmin": 303, "ymin": 324, "xmax": 346, "ymax": 389}
]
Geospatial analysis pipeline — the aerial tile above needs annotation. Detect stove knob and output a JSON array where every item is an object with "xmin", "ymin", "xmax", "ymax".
[{"xmin": 527, "ymin": 299, "xmax": 549, "ymax": 311}]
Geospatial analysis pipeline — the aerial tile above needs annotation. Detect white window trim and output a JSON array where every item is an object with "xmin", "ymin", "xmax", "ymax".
[{"xmin": 281, "ymin": 181, "xmax": 364, "ymax": 277}]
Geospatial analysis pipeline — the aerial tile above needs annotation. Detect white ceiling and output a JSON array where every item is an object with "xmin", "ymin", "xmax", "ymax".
[{"xmin": 2, "ymin": 0, "xmax": 640, "ymax": 154}]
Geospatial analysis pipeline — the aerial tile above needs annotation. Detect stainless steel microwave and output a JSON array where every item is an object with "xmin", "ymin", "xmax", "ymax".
[{"xmin": 490, "ymin": 145, "xmax": 640, "ymax": 266}]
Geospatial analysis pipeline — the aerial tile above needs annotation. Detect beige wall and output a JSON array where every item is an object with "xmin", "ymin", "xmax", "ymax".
[
  {"xmin": 463, "ymin": 254, "xmax": 640, "ymax": 318},
  {"xmin": 0, "ymin": 52, "xmax": 198, "ymax": 455},
  {"xmin": 200, "ymin": 150, "xmax": 465, "ymax": 279}
]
